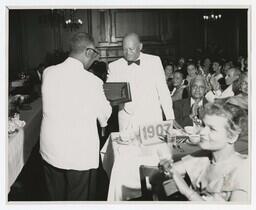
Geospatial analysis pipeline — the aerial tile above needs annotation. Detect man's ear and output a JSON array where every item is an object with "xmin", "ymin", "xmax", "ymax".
[
  {"xmin": 85, "ymin": 48, "xmax": 92, "ymax": 58},
  {"xmin": 139, "ymin": 43, "xmax": 143, "ymax": 51}
]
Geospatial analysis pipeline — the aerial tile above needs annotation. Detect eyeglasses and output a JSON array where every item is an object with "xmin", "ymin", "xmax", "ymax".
[
  {"xmin": 86, "ymin": 48, "xmax": 100, "ymax": 56},
  {"xmin": 191, "ymin": 85, "xmax": 206, "ymax": 90}
]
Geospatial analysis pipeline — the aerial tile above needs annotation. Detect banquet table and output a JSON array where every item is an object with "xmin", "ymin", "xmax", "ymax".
[
  {"xmin": 100, "ymin": 132, "xmax": 202, "ymax": 201},
  {"xmin": 8, "ymin": 98, "xmax": 42, "ymax": 192}
]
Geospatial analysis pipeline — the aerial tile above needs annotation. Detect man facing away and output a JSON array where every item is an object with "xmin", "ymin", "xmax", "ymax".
[
  {"xmin": 40, "ymin": 32, "xmax": 112, "ymax": 201},
  {"xmin": 107, "ymin": 32, "xmax": 174, "ymax": 132}
]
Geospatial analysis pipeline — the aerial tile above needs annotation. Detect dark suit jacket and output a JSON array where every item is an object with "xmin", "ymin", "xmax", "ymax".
[
  {"xmin": 173, "ymin": 97, "xmax": 207, "ymax": 128},
  {"xmin": 29, "ymin": 70, "xmax": 42, "ymax": 86}
]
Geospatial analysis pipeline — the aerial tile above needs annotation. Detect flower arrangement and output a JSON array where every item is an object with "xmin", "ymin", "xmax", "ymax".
[
  {"xmin": 8, "ymin": 95, "xmax": 26, "ymax": 135},
  {"xmin": 8, "ymin": 113, "xmax": 26, "ymax": 135}
]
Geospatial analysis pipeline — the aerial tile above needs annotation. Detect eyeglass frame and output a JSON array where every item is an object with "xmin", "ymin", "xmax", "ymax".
[{"xmin": 86, "ymin": 47, "xmax": 100, "ymax": 56}]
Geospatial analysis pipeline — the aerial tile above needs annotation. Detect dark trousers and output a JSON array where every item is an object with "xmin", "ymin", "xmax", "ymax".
[{"xmin": 42, "ymin": 160, "xmax": 97, "ymax": 201}]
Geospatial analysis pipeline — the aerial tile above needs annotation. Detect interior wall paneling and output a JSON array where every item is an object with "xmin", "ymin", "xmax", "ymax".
[
  {"xmin": 9, "ymin": 10, "xmax": 24, "ymax": 80},
  {"xmin": 8, "ymin": 9, "xmax": 248, "ymax": 77}
]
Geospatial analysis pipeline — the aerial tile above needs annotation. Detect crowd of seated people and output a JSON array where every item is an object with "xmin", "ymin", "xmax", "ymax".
[
  {"xmin": 161, "ymin": 55, "xmax": 249, "ymax": 202},
  {"xmin": 164, "ymin": 55, "xmax": 248, "ymax": 105}
]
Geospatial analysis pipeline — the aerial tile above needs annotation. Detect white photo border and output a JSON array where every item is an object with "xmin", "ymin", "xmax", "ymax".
[{"xmin": 1, "ymin": 0, "xmax": 255, "ymax": 210}]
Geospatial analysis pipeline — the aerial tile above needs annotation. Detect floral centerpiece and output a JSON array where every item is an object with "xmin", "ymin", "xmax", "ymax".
[{"xmin": 8, "ymin": 95, "xmax": 26, "ymax": 135}]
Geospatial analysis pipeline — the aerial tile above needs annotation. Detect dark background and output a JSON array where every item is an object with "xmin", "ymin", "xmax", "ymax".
[{"xmin": 9, "ymin": 9, "xmax": 247, "ymax": 80}]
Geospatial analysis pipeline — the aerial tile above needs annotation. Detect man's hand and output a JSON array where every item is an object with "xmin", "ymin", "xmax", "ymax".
[{"xmin": 158, "ymin": 159, "xmax": 173, "ymax": 177}]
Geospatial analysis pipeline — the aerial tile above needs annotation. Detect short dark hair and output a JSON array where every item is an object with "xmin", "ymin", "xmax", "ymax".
[
  {"xmin": 186, "ymin": 62, "xmax": 197, "ymax": 69},
  {"xmin": 212, "ymin": 58, "xmax": 223, "ymax": 66},
  {"xmin": 173, "ymin": 70, "xmax": 185, "ymax": 79},
  {"xmin": 70, "ymin": 32, "xmax": 94, "ymax": 54}
]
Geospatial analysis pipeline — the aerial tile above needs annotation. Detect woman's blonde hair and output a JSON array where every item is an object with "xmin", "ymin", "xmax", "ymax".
[{"xmin": 203, "ymin": 102, "xmax": 247, "ymax": 139}]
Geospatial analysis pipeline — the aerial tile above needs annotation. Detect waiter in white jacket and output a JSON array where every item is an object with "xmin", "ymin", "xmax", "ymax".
[
  {"xmin": 107, "ymin": 33, "xmax": 174, "ymax": 131},
  {"xmin": 40, "ymin": 33, "xmax": 112, "ymax": 201}
]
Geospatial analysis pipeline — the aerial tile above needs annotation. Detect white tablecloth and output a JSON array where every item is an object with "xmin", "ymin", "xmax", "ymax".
[
  {"xmin": 8, "ymin": 98, "xmax": 42, "ymax": 192},
  {"xmin": 100, "ymin": 132, "xmax": 201, "ymax": 201}
]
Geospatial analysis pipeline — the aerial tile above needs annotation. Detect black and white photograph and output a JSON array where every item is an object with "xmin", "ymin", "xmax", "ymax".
[{"xmin": 1, "ymin": 0, "xmax": 256, "ymax": 210}]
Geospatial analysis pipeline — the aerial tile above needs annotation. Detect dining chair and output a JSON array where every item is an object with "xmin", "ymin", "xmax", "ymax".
[
  {"xmin": 139, "ymin": 165, "xmax": 190, "ymax": 201},
  {"xmin": 139, "ymin": 165, "xmax": 171, "ymax": 201}
]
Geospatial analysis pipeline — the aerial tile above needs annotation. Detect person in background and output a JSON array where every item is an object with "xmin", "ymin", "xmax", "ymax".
[
  {"xmin": 205, "ymin": 67, "xmax": 241, "ymax": 103},
  {"xmin": 30, "ymin": 63, "xmax": 46, "ymax": 97},
  {"xmin": 211, "ymin": 59, "xmax": 223, "ymax": 81},
  {"xmin": 159, "ymin": 102, "xmax": 249, "ymax": 202},
  {"xmin": 173, "ymin": 75, "xmax": 208, "ymax": 128},
  {"xmin": 90, "ymin": 60, "xmax": 108, "ymax": 83},
  {"xmin": 201, "ymin": 57, "xmax": 212, "ymax": 78},
  {"xmin": 40, "ymin": 32, "xmax": 112, "ymax": 201},
  {"xmin": 164, "ymin": 62, "xmax": 175, "ymax": 92},
  {"xmin": 165, "ymin": 62, "xmax": 175, "ymax": 81},
  {"xmin": 226, "ymin": 72, "xmax": 248, "ymax": 151},
  {"xmin": 196, "ymin": 58, "xmax": 203, "ymax": 75},
  {"xmin": 171, "ymin": 70, "xmax": 189, "ymax": 102},
  {"xmin": 228, "ymin": 72, "xmax": 248, "ymax": 109},
  {"xmin": 177, "ymin": 57, "xmax": 186, "ymax": 71},
  {"xmin": 243, "ymin": 57, "xmax": 248, "ymax": 72},
  {"xmin": 33, "ymin": 63, "xmax": 46, "ymax": 82},
  {"xmin": 209, "ymin": 59, "xmax": 227, "ymax": 92},
  {"xmin": 185, "ymin": 62, "xmax": 198, "ymax": 86},
  {"xmin": 223, "ymin": 60, "xmax": 234, "ymax": 75},
  {"xmin": 238, "ymin": 72, "xmax": 248, "ymax": 96},
  {"xmin": 107, "ymin": 32, "xmax": 174, "ymax": 132}
]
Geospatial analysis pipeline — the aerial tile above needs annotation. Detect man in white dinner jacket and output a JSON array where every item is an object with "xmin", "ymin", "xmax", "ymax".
[
  {"xmin": 40, "ymin": 33, "xmax": 112, "ymax": 201},
  {"xmin": 107, "ymin": 33, "xmax": 174, "ymax": 131}
]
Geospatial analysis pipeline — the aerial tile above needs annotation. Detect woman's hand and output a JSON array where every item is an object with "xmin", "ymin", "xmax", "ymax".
[
  {"xmin": 170, "ymin": 168, "xmax": 191, "ymax": 196},
  {"xmin": 158, "ymin": 159, "xmax": 173, "ymax": 177}
]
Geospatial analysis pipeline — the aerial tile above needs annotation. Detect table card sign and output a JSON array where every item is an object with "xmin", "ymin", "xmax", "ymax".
[{"xmin": 139, "ymin": 120, "xmax": 173, "ymax": 146}]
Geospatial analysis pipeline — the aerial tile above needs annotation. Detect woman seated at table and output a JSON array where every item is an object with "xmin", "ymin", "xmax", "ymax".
[
  {"xmin": 230, "ymin": 72, "xmax": 248, "ymax": 105},
  {"xmin": 170, "ymin": 70, "xmax": 189, "ymax": 102},
  {"xmin": 159, "ymin": 101, "xmax": 249, "ymax": 202}
]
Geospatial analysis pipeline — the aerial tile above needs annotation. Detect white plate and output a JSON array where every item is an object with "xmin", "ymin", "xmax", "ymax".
[{"xmin": 115, "ymin": 139, "xmax": 131, "ymax": 145}]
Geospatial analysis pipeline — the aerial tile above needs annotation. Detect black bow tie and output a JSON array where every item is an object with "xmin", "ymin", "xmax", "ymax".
[{"xmin": 127, "ymin": 60, "xmax": 140, "ymax": 66}]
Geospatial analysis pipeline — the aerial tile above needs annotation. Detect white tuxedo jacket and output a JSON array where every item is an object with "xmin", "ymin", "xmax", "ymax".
[
  {"xmin": 40, "ymin": 57, "xmax": 112, "ymax": 170},
  {"xmin": 107, "ymin": 53, "xmax": 174, "ymax": 131}
]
